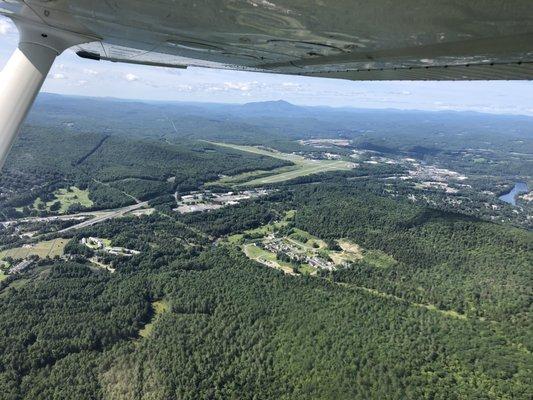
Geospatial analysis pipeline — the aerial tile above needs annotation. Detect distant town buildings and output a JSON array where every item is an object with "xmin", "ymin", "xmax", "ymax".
[
  {"xmin": 81, "ymin": 237, "xmax": 140, "ymax": 257},
  {"xmin": 82, "ymin": 237, "xmax": 104, "ymax": 249},
  {"xmin": 261, "ymin": 236, "xmax": 335, "ymax": 271},
  {"xmin": 175, "ymin": 189, "xmax": 270, "ymax": 214}
]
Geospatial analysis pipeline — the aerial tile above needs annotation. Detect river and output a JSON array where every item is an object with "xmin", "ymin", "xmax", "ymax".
[{"xmin": 499, "ymin": 182, "xmax": 529, "ymax": 206}]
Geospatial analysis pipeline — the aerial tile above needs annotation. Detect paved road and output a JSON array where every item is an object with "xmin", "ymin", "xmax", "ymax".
[{"xmin": 58, "ymin": 201, "xmax": 149, "ymax": 233}]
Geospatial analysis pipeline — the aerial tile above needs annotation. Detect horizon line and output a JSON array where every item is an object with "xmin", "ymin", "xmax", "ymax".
[{"xmin": 37, "ymin": 91, "xmax": 533, "ymax": 119}]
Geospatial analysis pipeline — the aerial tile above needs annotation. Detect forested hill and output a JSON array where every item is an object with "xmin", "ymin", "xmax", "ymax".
[
  {"xmin": 289, "ymin": 183, "xmax": 532, "ymax": 326},
  {"xmin": 0, "ymin": 129, "xmax": 291, "ymax": 215},
  {"xmin": 0, "ymin": 94, "xmax": 531, "ymax": 399},
  {"xmin": 28, "ymin": 93, "xmax": 533, "ymax": 144},
  {"xmin": 0, "ymin": 180, "xmax": 531, "ymax": 398}
]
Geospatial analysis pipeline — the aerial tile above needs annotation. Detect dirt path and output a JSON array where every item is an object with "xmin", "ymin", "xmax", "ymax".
[{"xmin": 333, "ymin": 280, "xmax": 473, "ymax": 321}]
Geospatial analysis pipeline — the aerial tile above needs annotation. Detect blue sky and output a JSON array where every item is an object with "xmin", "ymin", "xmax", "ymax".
[{"xmin": 2, "ymin": 16, "xmax": 533, "ymax": 115}]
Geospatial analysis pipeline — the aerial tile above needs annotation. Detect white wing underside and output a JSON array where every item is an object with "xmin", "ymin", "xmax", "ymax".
[{"xmin": 2, "ymin": 0, "xmax": 533, "ymax": 80}]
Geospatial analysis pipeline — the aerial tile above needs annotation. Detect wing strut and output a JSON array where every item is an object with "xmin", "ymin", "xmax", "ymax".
[
  {"xmin": 0, "ymin": 15, "xmax": 94, "ymax": 169},
  {"xmin": 0, "ymin": 43, "xmax": 56, "ymax": 168}
]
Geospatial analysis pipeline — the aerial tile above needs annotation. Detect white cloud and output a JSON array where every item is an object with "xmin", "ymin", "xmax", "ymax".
[
  {"xmin": 0, "ymin": 19, "xmax": 15, "ymax": 36},
  {"xmin": 223, "ymin": 81, "xmax": 252, "ymax": 91},
  {"xmin": 125, "ymin": 73, "xmax": 139, "ymax": 82},
  {"xmin": 83, "ymin": 68, "xmax": 98, "ymax": 76},
  {"xmin": 51, "ymin": 73, "xmax": 66, "ymax": 80},
  {"xmin": 280, "ymin": 82, "xmax": 303, "ymax": 92},
  {"xmin": 221, "ymin": 81, "xmax": 265, "ymax": 92},
  {"xmin": 174, "ymin": 84, "xmax": 193, "ymax": 92},
  {"xmin": 387, "ymin": 90, "xmax": 412, "ymax": 96}
]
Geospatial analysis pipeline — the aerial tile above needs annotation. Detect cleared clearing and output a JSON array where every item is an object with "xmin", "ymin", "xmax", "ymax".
[
  {"xmin": 289, "ymin": 228, "xmax": 328, "ymax": 249},
  {"xmin": 362, "ymin": 249, "xmax": 397, "ymax": 268},
  {"xmin": 230, "ymin": 212, "xmax": 400, "ymax": 278},
  {"xmin": 338, "ymin": 239, "xmax": 363, "ymax": 255},
  {"xmin": 208, "ymin": 142, "xmax": 354, "ymax": 186},
  {"xmin": 34, "ymin": 186, "xmax": 93, "ymax": 213},
  {"xmin": 139, "ymin": 300, "xmax": 170, "ymax": 338},
  {"xmin": 243, "ymin": 243, "xmax": 295, "ymax": 275},
  {"xmin": 0, "ymin": 238, "xmax": 69, "ymax": 260}
]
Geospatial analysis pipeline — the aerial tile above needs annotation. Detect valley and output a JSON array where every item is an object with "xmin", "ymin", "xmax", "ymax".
[{"xmin": 0, "ymin": 96, "xmax": 531, "ymax": 400}]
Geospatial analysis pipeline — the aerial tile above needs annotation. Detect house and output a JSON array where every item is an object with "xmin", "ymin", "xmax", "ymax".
[{"xmin": 9, "ymin": 259, "xmax": 34, "ymax": 274}]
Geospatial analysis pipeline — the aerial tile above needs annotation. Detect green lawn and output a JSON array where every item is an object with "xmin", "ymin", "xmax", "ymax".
[
  {"xmin": 0, "ymin": 238, "xmax": 69, "ymax": 260},
  {"xmin": 298, "ymin": 264, "xmax": 317, "ymax": 276},
  {"xmin": 227, "ymin": 233, "xmax": 245, "ymax": 245},
  {"xmin": 243, "ymin": 244, "xmax": 294, "ymax": 274},
  {"xmin": 288, "ymin": 228, "xmax": 328, "ymax": 249},
  {"xmin": 0, "ymin": 270, "xmax": 7, "ymax": 282},
  {"xmin": 208, "ymin": 142, "xmax": 354, "ymax": 186},
  {"xmin": 236, "ymin": 211, "xmax": 294, "ymax": 240},
  {"xmin": 284, "ymin": 210, "xmax": 296, "ymax": 220},
  {"xmin": 243, "ymin": 243, "xmax": 271, "ymax": 259},
  {"xmin": 33, "ymin": 186, "xmax": 93, "ymax": 213}
]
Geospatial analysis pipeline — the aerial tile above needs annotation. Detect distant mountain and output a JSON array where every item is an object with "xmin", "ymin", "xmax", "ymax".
[
  {"xmin": 244, "ymin": 100, "xmax": 297, "ymax": 109},
  {"xmin": 31, "ymin": 93, "xmax": 533, "ymax": 142},
  {"xmin": 241, "ymin": 100, "xmax": 307, "ymax": 115}
]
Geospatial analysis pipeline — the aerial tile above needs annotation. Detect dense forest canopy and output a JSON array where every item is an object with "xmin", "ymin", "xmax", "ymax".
[{"xmin": 0, "ymin": 95, "xmax": 531, "ymax": 399}]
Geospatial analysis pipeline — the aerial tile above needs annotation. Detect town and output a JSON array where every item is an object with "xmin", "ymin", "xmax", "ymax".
[{"xmin": 175, "ymin": 189, "xmax": 271, "ymax": 214}]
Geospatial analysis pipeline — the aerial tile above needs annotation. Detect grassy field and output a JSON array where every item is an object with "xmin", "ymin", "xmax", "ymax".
[
  {"xmin": 33, "ymin": 186, "xmax": 93, "ymax": 213},
  {"xmin": 338, "ymin": 239, "xmax": 362, "ymax": 255},
  {"xmin": 243, "ymin": 244, "xmax": 294, "ymax": 275},
  {"xmin": 289, "ymin": 228, "xmax": 328, "ymax": 249},
  {"xmin": 0, "ymin": 238, "xmax": 69, "ymax": 260},
  {"xmin": 298, "ymin": 264, "xmax": 316, "ymax": 275},
  {"xmin": 139, "ymin": 300, "xmax": 170, "ymax": 338},
  {"xmin": 208, "ymin": 142, "xmax": 354, "ymax": 186},
  {"xmin": 0, "ymin": 270, "xmax": 7, "ymax": 282}
]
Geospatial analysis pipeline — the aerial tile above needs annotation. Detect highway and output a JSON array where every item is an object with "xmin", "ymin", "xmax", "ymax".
[
  {"xmin": 58, "ymin": 201, "xmax": 149, "ymax": 233},
  {"xmin": 1, "ymin": 201, "xmax": 150, "ymax": 232}
]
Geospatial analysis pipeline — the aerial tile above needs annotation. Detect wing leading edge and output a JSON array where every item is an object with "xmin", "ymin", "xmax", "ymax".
[
  {"xmin": 2, "ymin": 0, "xmax": 532, "ymax": 81},
  {"xmin": 0, "ymin": 0, "xmax": 532, "ymax": 168}
]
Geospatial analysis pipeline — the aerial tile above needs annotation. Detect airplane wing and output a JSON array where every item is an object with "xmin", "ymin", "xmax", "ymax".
[
  {"xmin": 0, "ymin": 0, "xmax": 532, "ymax": 168},
  {"xmin": 2, "ymin": 0, "xmax": 533, "ymax": 81}
]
